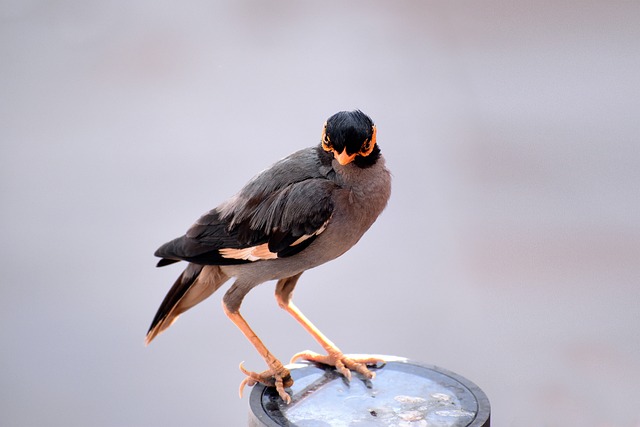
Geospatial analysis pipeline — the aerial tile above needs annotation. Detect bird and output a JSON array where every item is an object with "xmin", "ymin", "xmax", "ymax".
[{"xmin": 145, "ymin": 110, "xmax": 392, "ymax": 403}]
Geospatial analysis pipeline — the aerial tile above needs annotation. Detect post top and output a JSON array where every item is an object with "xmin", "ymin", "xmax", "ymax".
[{"xmin": 248, "ymin": 355, "xmax": 490, "ymax": 427}]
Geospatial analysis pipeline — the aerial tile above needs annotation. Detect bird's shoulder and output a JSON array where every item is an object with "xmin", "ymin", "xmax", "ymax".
[{"xmin": 232, "ymin": 145, "xmax": 334, "ymax": 200}]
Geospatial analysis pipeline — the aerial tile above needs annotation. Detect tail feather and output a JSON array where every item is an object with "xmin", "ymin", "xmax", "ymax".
[
  {"xmin": 156, "ymin": 258, "xmax": 180, "ymax": 267},
  {"xmin": 145, "ymin": 264, "xmax": 229, "ymax": 345}
]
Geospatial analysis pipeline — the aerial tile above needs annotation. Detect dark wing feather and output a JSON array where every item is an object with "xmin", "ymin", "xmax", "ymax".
[
  {"xmin": 155, "ymin": 146, "xmax": 336, "ymax": 266},
  {"xmin": 232, "ymin": 178, "xmax": 335, "ymax": 252}
]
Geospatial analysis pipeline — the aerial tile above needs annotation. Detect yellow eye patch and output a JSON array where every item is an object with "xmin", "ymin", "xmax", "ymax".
[
  {"xmin": 321, "ymin": 122, "xmax": 332, "ymax": 152},
  {"xmin": 359, "ymin": 125, "xmax": 377, "ymax": 157}
]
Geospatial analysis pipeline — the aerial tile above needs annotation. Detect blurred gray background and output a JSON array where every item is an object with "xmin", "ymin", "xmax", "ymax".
[{"xmin": 2, "ymin": 1, "xmax": 639, "ymax": 426}]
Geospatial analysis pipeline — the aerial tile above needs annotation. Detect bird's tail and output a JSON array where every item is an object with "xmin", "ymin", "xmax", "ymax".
[{"xmin": 145, "ymin": 263, "xmax": 229, "ymax": 345}]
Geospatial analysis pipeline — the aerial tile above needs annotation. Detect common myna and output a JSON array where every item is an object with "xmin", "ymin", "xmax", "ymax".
[{"xmin": 146, "ymin": 110, "xmax": 391, "ymax": 403}]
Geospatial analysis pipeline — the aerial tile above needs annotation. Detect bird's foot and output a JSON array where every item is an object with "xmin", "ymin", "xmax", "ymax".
[
  {"xmin": 238, "ymin": 361, "xmax": 294, "ymax": 404},
  {"xmin": 291, "ymin": 350, "xmax": 384, "ymax": 381}
]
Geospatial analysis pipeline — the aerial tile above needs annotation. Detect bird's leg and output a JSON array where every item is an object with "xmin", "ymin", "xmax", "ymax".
[
  {"xmin": 275, "ymin": 275, "xmax": 383, "ymax": 382},
  {"xmin": 222, "ymin": 301, "xmax": 293, "ymax": 403}
]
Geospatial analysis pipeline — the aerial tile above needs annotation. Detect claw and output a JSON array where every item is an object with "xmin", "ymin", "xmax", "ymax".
[
  {"xmin": 237, "ymin": 361, "xmax": 293, "ymax": 404},
  {"xmin": 238, "ymin": 362, "xmax": 257, "ymax": 398},
  {"xmin": 291, "ymin": 351, "xmax": 383, "ymax": 381}
]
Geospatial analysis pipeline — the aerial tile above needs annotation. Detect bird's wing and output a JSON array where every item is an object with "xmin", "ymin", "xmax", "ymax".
[{"xmin": 155, "ymin": 147, "xmax": 336, "ymax": 266}]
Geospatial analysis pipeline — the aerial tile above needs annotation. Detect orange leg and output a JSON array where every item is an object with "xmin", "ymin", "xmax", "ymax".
[
  {"xmin": 275, "ymin": 274, "xmax": 383, "ymax": 381},
  {"xmin": 222, "ymin": 302, "xmax": 293, "ymax": 403}
]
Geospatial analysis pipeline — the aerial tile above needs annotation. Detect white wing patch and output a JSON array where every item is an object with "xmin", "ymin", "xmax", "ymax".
[
  {"xmin": 290, "ymin": 220, "xmax": 329, "ymax": 246},
  {"xmin": 219, "ymin": 244, "xmax": 277, "ymax": 261}
]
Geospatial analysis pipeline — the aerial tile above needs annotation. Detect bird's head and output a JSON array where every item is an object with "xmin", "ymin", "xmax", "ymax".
[{"xmin": 321, "ymin": 110, "xmax": 379, "ymax": 167}]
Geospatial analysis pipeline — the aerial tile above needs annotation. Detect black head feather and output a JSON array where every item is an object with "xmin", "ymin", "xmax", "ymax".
[{"xmin": 323, "ymin": 110, "xmax": 380, "ymax": 167}]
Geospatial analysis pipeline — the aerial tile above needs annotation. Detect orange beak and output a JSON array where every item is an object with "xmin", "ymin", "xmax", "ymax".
[{"xmin": 335, "ymin": 150, "xmax": 356, "ymax": 165}]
